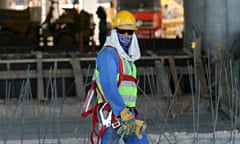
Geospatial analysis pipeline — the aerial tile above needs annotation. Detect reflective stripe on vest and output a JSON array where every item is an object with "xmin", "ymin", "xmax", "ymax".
[{"xmin": 95, "ymin": 54, "xmax": 137, "ymax": 107}]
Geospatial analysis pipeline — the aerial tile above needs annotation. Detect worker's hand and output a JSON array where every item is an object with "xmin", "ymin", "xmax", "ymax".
[
  {"xmin": 116, "ymin": 108, "xmax": 136, "ymax": 136},
  {"xmin": 135, "ymin": 120, "xmax": 147, "ymax": 139}
]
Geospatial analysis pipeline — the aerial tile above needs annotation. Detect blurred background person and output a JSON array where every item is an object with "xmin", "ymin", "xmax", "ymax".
[{"xmin": 96, "ymin": 6, "xmax": 108, "ymax": 48}]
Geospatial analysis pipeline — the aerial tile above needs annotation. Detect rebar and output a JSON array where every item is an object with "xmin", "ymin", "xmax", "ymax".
[{"xmin": 0, "ymin": 55, "xmax": 240, "ymax": 144}]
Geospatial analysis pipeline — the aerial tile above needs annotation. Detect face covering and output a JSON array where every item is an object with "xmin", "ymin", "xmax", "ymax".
[{"xmin": 117, "ymin": 33, "xmax": 132, "ymax": 54}]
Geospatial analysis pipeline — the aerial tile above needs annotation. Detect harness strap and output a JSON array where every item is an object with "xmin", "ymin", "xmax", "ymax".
[
  {"xmin": 81, "ymin": 82, "xmax": 97, "ymax": 118},
  {"xmin": 105, "ymin": 45, "xmax": 138, "ymax": 86},
  {"xmin": 118, "ymin": 74, "xmax": 138, "ymax": 86},
  {"xmin": 81, "ymin": 81, "xmax": 100, "ymax": 144},
  {"xmin": 97, "ymin": 126, "xmax": 107, "ymax": 143},
  {"xmin": 90, "ymin": 103, "xmax": 99, "ymax": 144},
  {"xmin": 83, "ymin": 103, "xmax": 139, "ymax": 144}
]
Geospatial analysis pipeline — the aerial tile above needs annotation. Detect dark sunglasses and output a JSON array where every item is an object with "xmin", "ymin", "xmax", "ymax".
[{"xmin": 116, "ymin": 29, "xmax": 134, "ymax": 35}]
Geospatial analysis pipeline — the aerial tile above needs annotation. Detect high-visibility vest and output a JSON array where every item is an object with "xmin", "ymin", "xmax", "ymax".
[{"xmin": 95, "ymin": 48, "xmax": 138, "ymax": 107}]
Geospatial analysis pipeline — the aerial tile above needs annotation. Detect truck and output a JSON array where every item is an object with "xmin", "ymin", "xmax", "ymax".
[
  {"xmin": 0, "ymin": 1, "xmax": 95, "ymax": 53},
  {"xmin": 117, "ymin": 0, "xmax": 162, "ymax": 39},
  {"xmin": 40, "ymin": 8, "xmax": 95, "ymax": 48},
  {"xmin": 39, "ymin": 0, "xmax": 95, "ymax": 52},
  {"xmin": 0, "ymin": 8, "xmax": 40, "ymax": 48}
]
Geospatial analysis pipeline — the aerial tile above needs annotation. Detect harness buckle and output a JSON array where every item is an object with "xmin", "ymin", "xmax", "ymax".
[
  {"xmin": 99, "ymin": 103, "xmax": 112, "ymax": 127},
  {"xmin": 112, "ymin": 119, "xmax": 121, "ymax": 129}
]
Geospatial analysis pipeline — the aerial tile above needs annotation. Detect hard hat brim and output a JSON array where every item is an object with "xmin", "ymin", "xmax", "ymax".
[{"xmin": 117, "ymin": 25, "xmax": 137, "ymax": 31}]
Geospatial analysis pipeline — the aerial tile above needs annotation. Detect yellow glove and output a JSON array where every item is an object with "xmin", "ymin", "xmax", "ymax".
[
  {"xmin": 135, "ymin": 119, "xmax": 147, "ymax": 139},
  {"xmin": 117, "ymin": 108, "xmax": 136, "ymax": 136}
]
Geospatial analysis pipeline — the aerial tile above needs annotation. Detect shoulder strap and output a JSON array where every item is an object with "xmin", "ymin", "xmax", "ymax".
[{"xmin": 105, "ymin": 45, "xmax": 138, "ymax": 86}]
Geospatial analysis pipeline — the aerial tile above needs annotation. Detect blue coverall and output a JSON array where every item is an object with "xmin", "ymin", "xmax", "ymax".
[{"xmin": 96, "ymin": 47, "xmax": 149, "ymax": 144}]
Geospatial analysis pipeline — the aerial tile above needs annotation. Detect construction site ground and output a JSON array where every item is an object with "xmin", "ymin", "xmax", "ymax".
[{"xmin": 0, "ymin": 95, "xmax": 239, "ymax": 144}]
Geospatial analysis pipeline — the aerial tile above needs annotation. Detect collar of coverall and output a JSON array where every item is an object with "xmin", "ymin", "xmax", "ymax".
[{"xmin": 103, "ymin": 29, "xmax": 141, "ymax": 62}]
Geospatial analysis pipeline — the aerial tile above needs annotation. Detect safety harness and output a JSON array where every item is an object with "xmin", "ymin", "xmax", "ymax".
[{"xmin": 81, "ymin": 46, "xmax": 138, "ymax": 144}]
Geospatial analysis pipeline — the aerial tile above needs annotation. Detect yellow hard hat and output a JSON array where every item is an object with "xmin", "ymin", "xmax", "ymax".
[{"xmin": 112, "ymin": 10, "xmax": 137, "ymax": 30}]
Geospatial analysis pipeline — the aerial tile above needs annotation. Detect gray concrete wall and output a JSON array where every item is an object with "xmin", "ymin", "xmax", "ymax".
[{"xmin": 184, "ymin": 0, "xmax": 240, "ymax": 61}]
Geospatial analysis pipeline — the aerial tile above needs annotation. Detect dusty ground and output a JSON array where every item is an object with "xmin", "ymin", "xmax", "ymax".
[{"xmin": 0, "ymin": 96, "xmax": 238, "ymax": 143}]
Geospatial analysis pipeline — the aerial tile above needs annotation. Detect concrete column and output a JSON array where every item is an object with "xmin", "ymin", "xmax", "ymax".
[
  {"xmin": 0, "ymin": 0, "xmax": 9, "ymax": 9},
  {"xmin": 184, "ymin": 0, "xmax": 240, "ymax": 61}
]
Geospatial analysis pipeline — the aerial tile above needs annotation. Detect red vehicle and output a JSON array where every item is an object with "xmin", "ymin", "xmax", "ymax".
[{"xmin": 117, "ymin": 0, "xmax": 162, "ymax": 39}]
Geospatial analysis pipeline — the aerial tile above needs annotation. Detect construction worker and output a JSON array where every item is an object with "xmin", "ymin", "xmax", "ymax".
[{"xmin": 95, "ymin": 10, "xmax": 149, "ymax": 144}]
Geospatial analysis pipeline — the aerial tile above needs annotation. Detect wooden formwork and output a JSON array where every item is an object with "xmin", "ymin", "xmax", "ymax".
[{"xmin": 0, "ymin": 52, "xmax": 209, "ymax": 100}]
